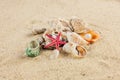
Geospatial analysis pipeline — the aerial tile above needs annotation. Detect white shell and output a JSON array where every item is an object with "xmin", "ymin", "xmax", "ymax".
[
  {"xmin": 66, "ymin": 32, "xmax": 88, "ymax": 45},
  {"xmin": 63, "ymin": 42, "xmax": 87, "ymax": 57}
]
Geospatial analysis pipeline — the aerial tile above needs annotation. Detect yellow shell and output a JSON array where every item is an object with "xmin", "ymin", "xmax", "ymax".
[
  {"xmin": 80, "ymin": 30, "xmax": 100, "ymax": 44},
  {"xmin": 76, "ymin": 45, "xmax": 87, "ymax": 57}
]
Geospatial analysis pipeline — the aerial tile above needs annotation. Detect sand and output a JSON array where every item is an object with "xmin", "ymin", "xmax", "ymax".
[{"xmin": 0, "ymin": 0, "xmax": 120, "ymax": 80}]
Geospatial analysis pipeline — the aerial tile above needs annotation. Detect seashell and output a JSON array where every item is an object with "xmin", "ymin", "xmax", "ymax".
[
  {"xmin": 66, "ymin": 32, "xmax": 88, "ymax": 45},
  {"xmin": 63, "ymin": 42, "xmax": 87, "ymax": 57},
  {"xmin": 69, "ymin": 18, "xmax": 88, "ymax": 33},
  {"xmin": 59, "ymin": 19, "xmax": 74, "ymax": 32},
  {"xmin": 32, "ymin": 27, "xmax": 46, "ymax": 35},
  {"xmin": 26, "ymin": 40, "xmax": 41, "ymax": 57},
  {"xmin": 76, "ymin": 46, "xmax": 87, "ymax": 57},
  {"xmin": 59, "ymin": 19, "xmax": 70, "ymax": 27},
  {"xmin": 80, "ymin": 30, "xmax": 100, "ymax": 44},
  {"xmin": 50, "ymin": 19, "xmax": 72, "ymax": 33}
]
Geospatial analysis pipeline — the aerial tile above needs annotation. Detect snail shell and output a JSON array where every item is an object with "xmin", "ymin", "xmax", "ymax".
[
  {"xmin": 66, "ymin": 32, "xmax": 88, "ymax": 45},
  {"xmin": 63, "ymin": 42, "xmax": 87, "ymax": 58}
]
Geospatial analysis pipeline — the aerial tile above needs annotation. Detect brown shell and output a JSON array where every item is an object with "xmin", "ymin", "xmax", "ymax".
[
  {"xmin": 76, "ymin": 46, "xmax": 87, "ymax": 57},
  {"xmin": 62, "ymin": 42, "xmax": 87, "ymax": 58},
  {"xmin": 70, "ymin": 18, "xmax": 88, "ymax": 33},
  {"xmin": 32, "ymin": 27, "xmax": 46, "ymax": 35}
]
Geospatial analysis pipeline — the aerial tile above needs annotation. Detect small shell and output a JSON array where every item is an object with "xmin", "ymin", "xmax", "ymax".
[
  {"xmin": 59, "ymin": 19, "xmax": 74, "ymax": 31},
  {"xmin": 80, "ymin": 30, "xmax": 100, "ymax": 44},
  {"xmin": 66, "ymin": 32, "xmax": 88, "ymax": 45},
  {"xmin": 26, "ymin": 40, "xmax": 40, "ymax": 57},
  {"xmin": 32, "ymin": 27, "xmax": 46, "ymax": 35},
  {"xmin": 63, "ymin": 42, "xmax": 87, "ymax": 58},
  {"xmin": 69, "ymin": 18, "xmax": 88, "ymax": 33},
  {"xmin": 76, "ymin": 46, "xmax": 87, "ymax": 57}
]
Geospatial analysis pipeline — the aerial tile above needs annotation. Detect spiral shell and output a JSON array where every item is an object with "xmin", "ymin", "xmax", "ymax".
[
  {"xmin": 66, "ymin": 32, "xmax": 88, "ymax": 45},
  {"xmin": 26, "ymin": 40, "xmax": 41, "ymax": 57},
  {"xmin": 63, "ymin": 42, "xmax": 87, "ymax": 58}
]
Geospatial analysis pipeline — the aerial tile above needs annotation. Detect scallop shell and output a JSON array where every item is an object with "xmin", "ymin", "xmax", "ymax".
[
  {"xmin": 63, "ymin": 42, "xmax": 87, "ymax": 57},
  {"xmin": 69, "ymin": 18, "xmax": 88, "ymax": 33}
]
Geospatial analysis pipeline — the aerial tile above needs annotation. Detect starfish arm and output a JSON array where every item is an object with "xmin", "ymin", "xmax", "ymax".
[
  {"xmin": 58, "ymin": 41, "xmax": 66, "ymax": 44},
  {"xmin": 44, "ymin": 41, "xmax": 56, "ymax": 48},
  {"xmin": 56, "ymin": 32, "xmax": 61, "ymax": 40},
  {"xmin": 55, "ymin": 42, "xmax": 59, "ymax": 50}
]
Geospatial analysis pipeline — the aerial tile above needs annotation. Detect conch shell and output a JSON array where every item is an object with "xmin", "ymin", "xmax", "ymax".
[
  {"xmin": 80, "ymin": 30, "xmax": 100, "ymax": 44},
  {"xmin": 63, "ymin": 42, "xmax": 87, "ymax": 57},
  {"xmin": 66, "ymin": 32, "xmax": 88, "ymax": 45}
]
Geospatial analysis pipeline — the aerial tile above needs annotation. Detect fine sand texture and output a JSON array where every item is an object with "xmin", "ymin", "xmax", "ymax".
[{"xmin": 0, "ymin": 0, "xmax": 120, "ymax": 80}]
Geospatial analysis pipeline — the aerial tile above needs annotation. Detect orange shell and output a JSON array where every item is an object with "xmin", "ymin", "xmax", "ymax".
[{"xmin": 80, "ymin": 30, "xmax": 100, "ymax": 44}]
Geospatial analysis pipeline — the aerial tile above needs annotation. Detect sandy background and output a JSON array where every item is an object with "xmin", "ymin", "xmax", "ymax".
[{"xmin": 0, "ymin": 0, "xmax": 120, "ymax": 80}]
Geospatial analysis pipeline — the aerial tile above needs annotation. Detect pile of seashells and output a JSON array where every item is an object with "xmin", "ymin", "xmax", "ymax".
[{"xmin": 26, "ymin": 17, "xmax": 100, "ymax": 58}]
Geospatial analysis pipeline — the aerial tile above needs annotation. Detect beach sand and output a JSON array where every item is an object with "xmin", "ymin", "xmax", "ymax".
[{"xmin": 0, "ymin": 0, "xmax": 120, "ymax": 80}]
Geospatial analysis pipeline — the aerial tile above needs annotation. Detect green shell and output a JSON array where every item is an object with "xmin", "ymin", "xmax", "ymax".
[{"xmin": 26, "ymin": 40, "xmax": 41, "ymax": 57}]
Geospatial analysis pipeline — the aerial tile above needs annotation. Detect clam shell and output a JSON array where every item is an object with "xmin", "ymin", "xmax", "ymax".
[{"xmin": 80, "ymin": 30, "xmax": 100, "ymax": 44}]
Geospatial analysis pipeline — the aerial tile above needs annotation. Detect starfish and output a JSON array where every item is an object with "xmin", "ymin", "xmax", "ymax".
[{"xmin": 44, "ymin": 32, "xmax": 66, "ymax": 50}]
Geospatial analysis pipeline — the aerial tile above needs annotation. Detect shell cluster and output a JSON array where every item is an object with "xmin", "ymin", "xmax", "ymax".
[{"xmin": 27, "ymin": 17, "xmax": 100, "ymax": 58}]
